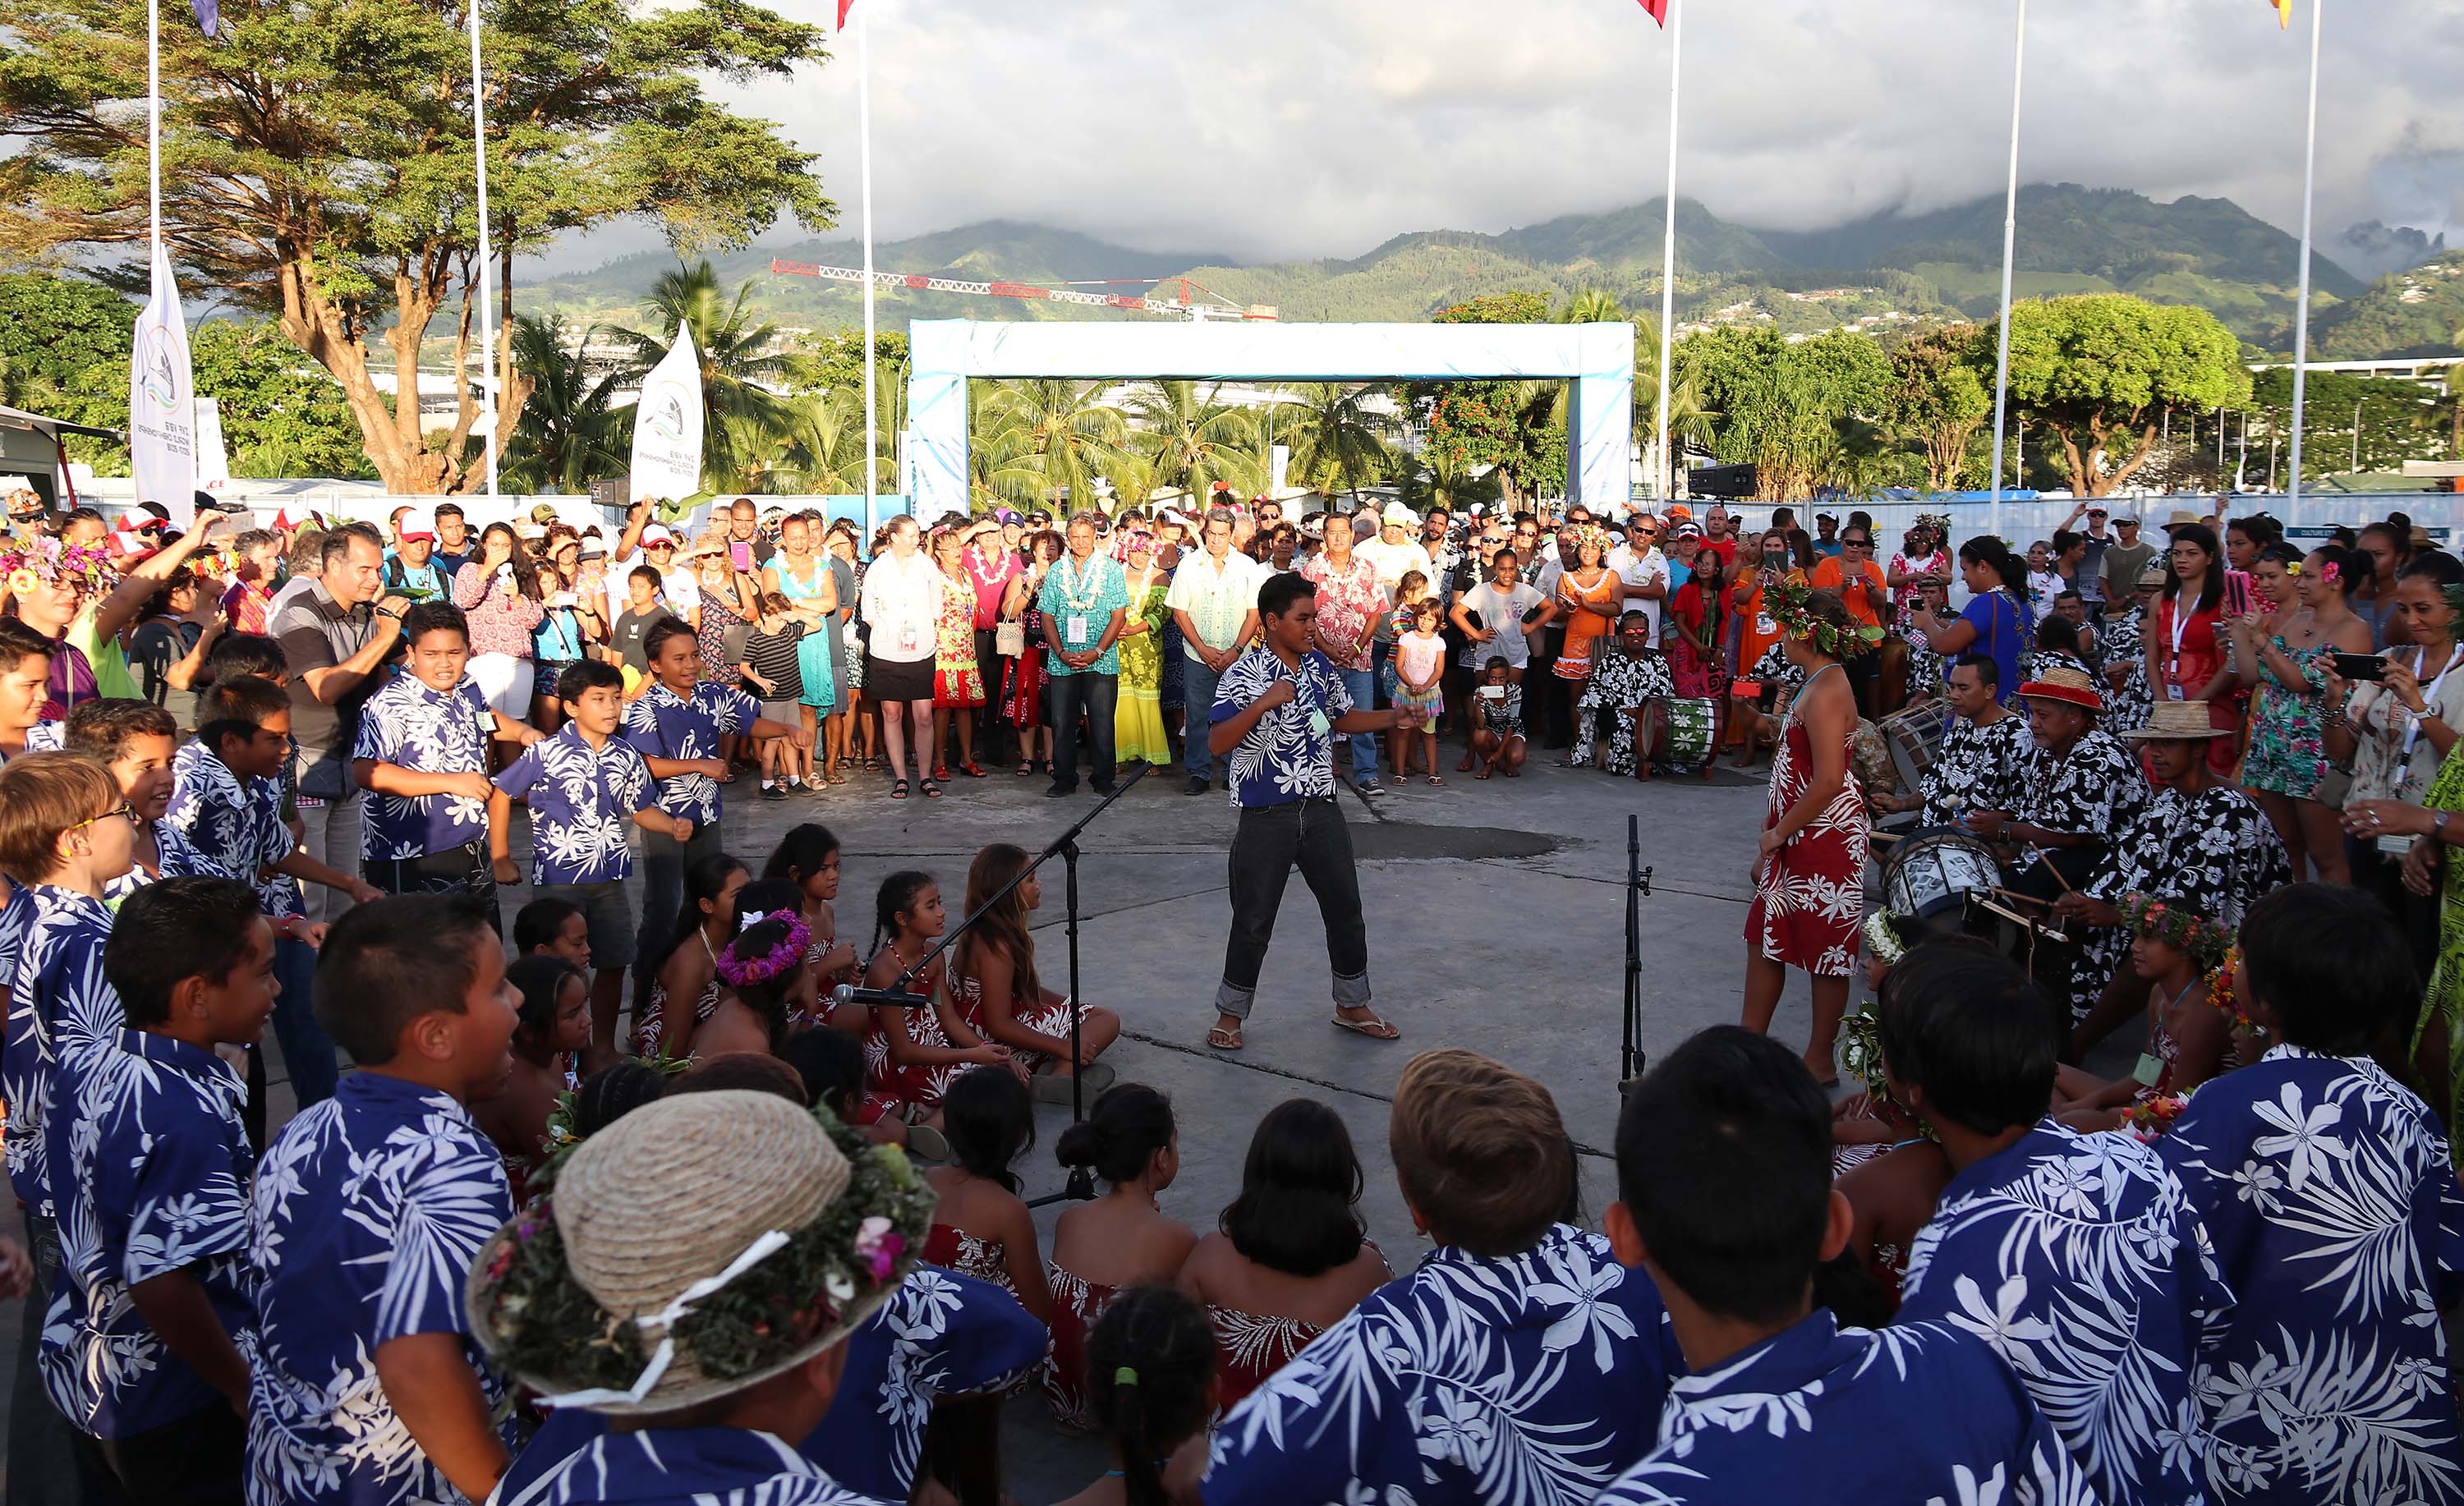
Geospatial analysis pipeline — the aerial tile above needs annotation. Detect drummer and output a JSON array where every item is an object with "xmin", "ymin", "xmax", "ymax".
[
  {"xmin": 1918, "ymin": 653, "xmax": 2033, "ymax": 827},
  {"xmin": 2052, "ymin": 699, "xmax": 2292, "ymax": 1058},
  {"xmin": 1572, "ymin": 610, "xmax": 1678, "ymax": 778},
  {"xmin": 1963, "ymin": 665, "xmax": 2148, "ymax": 901}
]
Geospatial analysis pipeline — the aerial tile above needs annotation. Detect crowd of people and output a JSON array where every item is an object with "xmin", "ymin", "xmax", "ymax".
[{"xmin": 10, "ymin": 475, "xmax": 2464, "ymax": 1506}]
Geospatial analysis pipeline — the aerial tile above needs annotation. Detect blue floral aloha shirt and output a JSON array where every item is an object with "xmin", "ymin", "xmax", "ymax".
[
  {"xmin": 620, "ymin": 680, "xmax": 756, "ymax": 829},
  {"xmin": 494, "ymin": 724, "xmax": 656, "ymax": 888},
  {"xmin": 351, "ymin": 672, "xmax": 495, "ymax": 861}
]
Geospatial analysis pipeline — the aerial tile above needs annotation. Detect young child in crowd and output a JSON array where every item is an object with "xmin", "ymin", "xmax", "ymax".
[
  {"xmin": 2160, "ymin": 884, "xmax": 2464, "ymax": 1500},
  {"xmin": 740, "ymin": 590, "xmax": 813, "ymax": 797},
  {"xmin": 861, "ymin": 870, "xmax": 1011, "ymax": 1127},
  {"xmin": 1388, "ymin": 599, "xmax": 1446, "ymax": 785},
  {"xmin": 1465, "ymin": 655, "xmax": 1526, "ymax": 779},
  {"xmin": 1058, "ymin": 1285, "xmax": 1218, "ymax": 1506},
  {"xmin": 1203, "ymin": 1050, "xmax": 1674, "ymax": 1506},
  {"xmin": 763, "ymin": 823, "xmax": 862, "ymax": 1030},
  {"xmin": 44, "ymin": 877, "xmax": 274, "ymax": 1502},
  {"xmin": 512, "ymin": 893, "xmax": 592, "ymax": 973},
  {"xmin": 606, "ymin": 564, "xmax": 666, "ymax": 689},
  {"xmin": 246, "ymin": 893, "xmax": 518, "ymax": 1506},
  {"xmin": 63, "ymin": 698, "xmax": 210, "ymax": 901},
  {"xmin": 696, "ymin": 902, "xmax": 806, "ymax": 1058},
  {"xmin": 1882, "ymin": 943, "xmax": 2218, "ymax": 1506},
  {"xmin": 494, "ymin": 659, "xmax": 691, "ymax": 1073},
  {"xmin": 958, "ymin": 842, "xmax": 1119, "ymax": 1102},
  {"xmin": 635, "ymin": 852, "xmax": 748, "ymax": 1059},
  {"xmin": 474, "ymin": 954, "xmax": 590, "ymax": 1203},
  {"xmin": 351, "ymin": 601, "xmax": 539, "ymax": 921},
  {"xmin": 926, "ymin": 1063, "xmax": 1051, "ymax": 1318},
  {"xmin": 0, "ymin": 618, "xmax": 60, "ymax": 761},
  {"xmin": 1596, "ymin": 1026, "xmax": 2092, "ymax": 1505},
  {"xmin": 1047, "ymin": 1085, "xmax": 1197, "ymax": 1433},
  {"xmin": 2054, "ymin": 895, "xmax": 2232, "ymax": 1132}
]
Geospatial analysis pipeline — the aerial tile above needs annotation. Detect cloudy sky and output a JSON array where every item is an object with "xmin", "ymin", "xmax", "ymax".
[{"xmin": 554, "ymin": 0, "xmax": 2463, "ymax": 273}]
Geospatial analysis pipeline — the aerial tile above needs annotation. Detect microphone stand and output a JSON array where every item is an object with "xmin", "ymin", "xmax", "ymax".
[
  {"xmin": 1619, "ymin": 814, "xmax": 1653, "ymax": 1093},
  {"xmin": 831, "ymin": 760, "xmax": 1153, "ymax": 1207}
]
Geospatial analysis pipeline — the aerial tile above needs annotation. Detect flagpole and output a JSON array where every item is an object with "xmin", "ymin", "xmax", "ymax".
[
  {"xmin": 1985, "ymin": 0, "xmax": 2027, "ymax": 543},
  {"xmin": 1654, "ymin": 0, "xmax": 1681, "ymax": 503},
  {"xmin": 857, "ymin": 1, "xmax": 880, "ymax": 530},
  {"xmin": 2285, "ymin": 0, "xmax": 2323, "ymax": 515},
  {"xmin": 146, "ymin": 0, "xmax": 163, "ymax": 265},
  {"xmin": 468, "ymin": 0, "xmax": 499, "ymax": 499}
]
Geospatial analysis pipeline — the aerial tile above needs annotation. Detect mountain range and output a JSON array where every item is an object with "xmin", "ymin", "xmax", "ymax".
[{"xmin": 525, "ymin": 184, "xmax": 2459, "ymax": 360}]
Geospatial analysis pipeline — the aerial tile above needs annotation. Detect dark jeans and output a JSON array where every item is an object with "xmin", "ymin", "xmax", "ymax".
[
  {"xmin": 972, "ymin": 628, "xmax": 1008, "ymax": 760},
  {"xmin": 85, "ymin": 1401, "xmax": 246, "ymax": 1506},
  {"xmin": 364, "ymin": 842, "xmax": 500, "ymax": 934},
  {"xmin": 1216, "ymin": 797, "xmax": 1372, "ymax": 1020},
  {"xmin": 1049, "ymin": 673, "xmax": 1117, "ymax": 793},
  {"xmin": 636, "ymin": 819, "xmax": 725, "ymax": 975},
  {"xmin": 270, "ymin": 935, "xmax": 336, "ymax": 1107},
  {"xmin": 1183, "ymin": 657, "xmax": 1225, "ymax": 782}
]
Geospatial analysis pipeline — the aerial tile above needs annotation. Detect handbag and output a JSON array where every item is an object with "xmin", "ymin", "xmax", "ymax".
[{"xmin": 995, "ymin": 620, "xmax": 1027, "ymax": 658}]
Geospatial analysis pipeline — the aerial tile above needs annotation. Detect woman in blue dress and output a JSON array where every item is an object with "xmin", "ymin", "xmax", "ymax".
[
  {"xmin": 1906, "ymin": 535, "xmax": 2036, "ymax": 696},
  {"xmin": 765, "ymin": 515, "xmax": 842, "ymax": 782}
]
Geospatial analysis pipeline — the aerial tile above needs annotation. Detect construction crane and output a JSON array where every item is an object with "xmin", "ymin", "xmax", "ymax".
[{"xmin": 770, "ymin": 259, "xmax": 1277, "ymax": 322}]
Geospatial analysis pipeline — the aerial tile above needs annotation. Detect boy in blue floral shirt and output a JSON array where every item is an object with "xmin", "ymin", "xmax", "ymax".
[
  {"xmin": 246, "ymin": 893, "xmax": 519, "ymax": 1506},
  {"xmin": 619, "ymin": 618, "xmax": 803, "ymax": 970},
  {"xmin": 494, "ymin": 659, "xmax": 692, "ymax": 1072},
  {"xmin": 46, "ymin": 877, "xmax": 275, "ymax": 1500},
  {"xmin": 351, "ymin": 603, "xmax": 540, "ymax": 925},
  {"xmin": 0, "ymin": 617, "xmax": 62, "ymax": 763}
]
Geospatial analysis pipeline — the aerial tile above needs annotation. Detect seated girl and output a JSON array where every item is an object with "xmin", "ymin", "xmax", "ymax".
[
  {"xmin": 1046, "ymin": 1084, "xmax": 1198, "ymax": 1433},
  {"xmin": 696, "ymin": 888, "xmax": 811, "ymax": 1060},
  {"xmin": 861, "ymin": 870, "xmax": 1013, "ymax": 1130},
  {"xmin": 473, "ymin": 955, "xmax": 590, "ymax": 1204},
  {"xmin": 926, "ymin": 1064, "xmax": 1052, "ymax": 1320},
  {"xmin": 764, "ymin": 823, "xmax": 862, "ymax": 1031},
  {"xmin": 1175, "ymin": 1099, "xmax": 1391, "ymax": 1412},
  {"xmin": 1829, "ymin": 919, "xmax": 1961, "ymax": 1314},
  {"xmin": 1466, "ymin": 655, "xmax": 1527, "ymax": 779},
  {"xmin": 2053, "ymin": 893, "xmax": 2233, "ymax": 1133},
  {"xmin": 780, "ymin": 1022, "xmax": 948, "ymax": 1159},
  {"xmin": 956, "ymin": 842, "xmax": 1120, "ymax": 1104},
  {"xmin": 633, "ymin": 852, "xmax": 749, "ymax": 1060},
  {"xmin": 1054, "ymin": 1285, "xmax": 1217, "ymax": 1506}
]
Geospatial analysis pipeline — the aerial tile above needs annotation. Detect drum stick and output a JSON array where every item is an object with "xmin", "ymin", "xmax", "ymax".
[
  {"xmin": 2024, "ymin": 844, "xmax": 2076, "ymax": 894},
  {"xmin": 1989, "ymin": 886, "xmax": 2055, "ymax": 909}
]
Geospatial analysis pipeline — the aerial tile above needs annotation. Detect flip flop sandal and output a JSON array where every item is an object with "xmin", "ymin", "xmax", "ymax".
[
  {"xmin": 1015, "ymin": 760, "xmax": 1035, "ymax": 778},
  {"xmin": 1205, "ymin": 1023, "xmax": 1243, "ymax": 1051},
  {"xmin": 920, "ymin": 779, "xmax": 944, "ymax": 799},
  {"xmin": 890, "ymin": 778, "xmax": 910, "ymax": 801},
  {"xmin": 1331, "ymin": 1011, "xmax": 1401, "ymax": 1040}
]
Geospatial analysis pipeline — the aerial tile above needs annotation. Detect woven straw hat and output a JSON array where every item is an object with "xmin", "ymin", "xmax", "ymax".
[
  {"xmin": 2119, "ymin": 700, "xmax": 2228, "ymax": 742},
  {"xmin": 467, "ymin": 1090, "xmax": 899, "ymax": 1416},
  {"xmin": 2015, "ymin": 664, "xmax": 2104, "ymax": 713}
]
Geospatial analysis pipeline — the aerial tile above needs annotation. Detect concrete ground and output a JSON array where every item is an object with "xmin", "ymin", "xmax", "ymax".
[{"xmin": 0, "ymin": 740, "xmax": 1879, "ymax": 1499}]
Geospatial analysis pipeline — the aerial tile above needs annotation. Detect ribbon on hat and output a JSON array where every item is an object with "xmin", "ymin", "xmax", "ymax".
[{"xmin": 531, "ymin": 1228, "xmax": 794, "ymax": 1408}]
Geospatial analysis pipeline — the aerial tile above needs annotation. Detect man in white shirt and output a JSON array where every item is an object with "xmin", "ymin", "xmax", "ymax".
[
  {"xmin": 1358, "ymin": 502, "xmax": 1428, "ymax": 594},
  {"xmin": 603, "ymin": 504, "xmax": 701, "ymax": 623},
  {"xmin": 1165, "ymin": 506, "xmax": 1265, "ymax": 794},
  {"xmin": 1603, "ymin": 512, "xmax": 1670, "ymax": 642}
]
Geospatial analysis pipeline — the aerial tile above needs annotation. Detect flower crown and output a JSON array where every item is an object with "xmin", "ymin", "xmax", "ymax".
[
  {"xmin": 2120, "ymin": 892, "xmax": 2232, "ymax": 971},
  {"xmin": 1766, "ymin": 578, "xmax": 1883, "ymax": 659},
  {"xmin": 2, "ymin": 534, "xmax": 114, "ymax": 601},
  {"xmin": 473, "ymin": 1108, "xmax": 932, "ymax": 1401},
  {"xmin": 716, "ymin": 911, "xmax": 811, "ymax": 988}
]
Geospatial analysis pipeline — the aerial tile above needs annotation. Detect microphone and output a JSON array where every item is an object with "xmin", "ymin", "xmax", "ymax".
[{"xmin": 831, "ymin": 983, "xmax": 931, "ymax": 1011}]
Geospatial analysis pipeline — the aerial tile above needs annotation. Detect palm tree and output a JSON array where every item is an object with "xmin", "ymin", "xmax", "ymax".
[
  {"xmin": 500, "ymin": 313, "xmax": 627, "ymax": 494},
  {"xmin": 769, "ymin": 387, "xmax": 889, "ymax": 495},
  {"xmin": 980, "ymin": 379, "xmax": 1128, "ymax": 513},
  {"xmin": 1276, "ymin": 383, "xmax": 1395, "ymax": 501},
  {"xmin": 605, "ymin": 260, "xmax": 797, "ymax": 494},
  {"xmin": 1559, "ymin": 288, "xmax": 1626, "ymax": 324},
  {"xmin": 1405, "ymin": 444, "xmax": 1501, "ymax": 513},
  {"xmin": 1124, "ymin": 380, "xmax": 1264, "ymax": 502}
]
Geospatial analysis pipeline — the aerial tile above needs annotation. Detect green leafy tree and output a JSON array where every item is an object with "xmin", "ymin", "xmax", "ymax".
[
  {"xmin": 1417, "ymin": 292, "xmax": 1562, "ymax": 506},
  {"xmin": 500, "ymin": 313, "xmax": 626, "ymax": 494},
  {"xmin": 1997, "ymin": 295, "xmax": 2252, "ymax": 496},
  {"xmin": 0, "ymin": 272, "xmax": 136, "ymax": 468},
  {"xmin": 1404, "ymin": 444, "xmax": 1501, "ymax": 513},
  {"xmin": 1557, "ymin": 288, "xmax": 1627, "ymax": 325},
  {"xmin": 2246, "ymin": 366, "xmax": 2439, "ymax": 478},
  {"xmin": 1123, "ymin": 380, "xmax": 1263, "ymax": 503},
  {"xmin": 1276, "ymin": 383, "xmax": 1395, "ymax": 502},
  {"xmin": 188, "ymin": 319, "xmax": 375, "ymax": 479},
  {"xmin": 980, "ymin": 379, "xmax": 1127, "ymax": 513},
  {"xmin": 772, "ymin": 386, "xmax": 885, "ymax": 496},
  {"xmin": 1, "ymin": 0, "xmax": 832, "ymax": 493},
  {"xmin": 1880, "ymin": 324, "xmax": 1993, "ymax": 491},
  {"xmin": 1676, "ymin": 326, "xmax": 1891, "ymax": 501},
  {"xmin": 606, "ymin": 261, "xmax": 797, "ymax": 494}
]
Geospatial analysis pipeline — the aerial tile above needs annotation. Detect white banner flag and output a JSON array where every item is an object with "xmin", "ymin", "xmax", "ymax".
[
  {"xmin": 127, "ymin": 246, "xmax": 197, "ymax": 524},
  {"xmin": 627, "ymin": 322, "xmax": 705, "ymax": 507},
  {"xmin": 193, "ymin": 397, "xmax": 231, "ymax": 490}
]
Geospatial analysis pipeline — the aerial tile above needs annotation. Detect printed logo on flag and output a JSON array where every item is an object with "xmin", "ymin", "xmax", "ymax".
[
  {"xmin": 137, "ymin": 324, "xmax": 182, "ymax": 410},
  {"xmin": 643, "ymin": 392, "xmax": 687, "ymax": 443}
]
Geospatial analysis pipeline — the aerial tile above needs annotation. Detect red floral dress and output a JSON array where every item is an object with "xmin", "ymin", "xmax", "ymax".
[
  {"xmin": 1207, "ymin": 1306, "xmax": 1322, "ymax": 1414},
  {"xmin": 1041, "ymin": 1264, "xmax": 1119, "ymax": 1432},
  {"xmin": 1745, "ymin": 680, "xmax": 1868, "ymax": 977},
  {"xmin": 932, "ymin": 572, "xmax": 985, "ymax": 707}
]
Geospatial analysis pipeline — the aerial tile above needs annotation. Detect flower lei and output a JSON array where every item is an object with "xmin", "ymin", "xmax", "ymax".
[
  {"xmin": 2120, "ymin": 1092, "xmax": 2189, "ymax": 1143},
  {"xmin": 2119, "ymin": 891, "xmax": 2232, "ymax": 972},
  {"xmin": 475, "ymin": 1108, "xmax": 933, "ymax": 1394},
  {"xmin": 2, "ymin": 533, "xmax": 114, "ymax": 602},
  {"xmin": 1765, "ymin": 577, "xmax": 1884, "ymax": 659},
  {"xmin": 715, "ymin": 911, "xmax": 811, "ymax": 989}
]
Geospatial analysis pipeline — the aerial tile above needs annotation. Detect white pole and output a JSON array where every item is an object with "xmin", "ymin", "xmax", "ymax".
[
  {"xmin": 857, "ymin": 2, "xmax": 880, "ymax": 528},
  {"xmin": 146, "ymin": 0, "xmax": 162, "ymax": 264},
  {"xmin": 1985, "ymin": 0, "xmax": 2028, "ymax": 542},
  {"xmin": 1654, "ymin": 0, "xmax": 1682, "ymax": 502},
  {"xmin": 2286, "ymin": 0, "xmax": 2322, "ymax": 508},
  {"xmin": 468, "ymin": 0, "xmax": 498, "ymax": 498}
]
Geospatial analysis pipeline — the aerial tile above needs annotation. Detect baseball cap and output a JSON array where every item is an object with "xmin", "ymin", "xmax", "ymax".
[
  {"xmin": 398, "ymin": 507, "xmax": 436, "ymax": 542},
  {"xmin": 2086, "ymin": 505, "xmax": 2109, "ymax": 517},
  {"xmin": 642, "ymin": 523, "xmax": 676, "ymax": 548},
  {"xmin": 2112, "ymin": 512, "xmax": 2140, "ymax": 526},
  {"xmin": 1673, "ymin": 521, "xmax": 1704, "ymax": 539}
]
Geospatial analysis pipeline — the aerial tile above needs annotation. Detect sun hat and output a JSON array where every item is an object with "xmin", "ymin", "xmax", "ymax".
[
  {"xmin": 2015, "ymin": 664, "xmax": 2104, "ymax": 713},
  {"xmin": 467, "ymin": 1090, "xmax": 931, "ymax": 1417},
  {"xmin": 2117, "ymin": 700, "xmax": 2228, "ymax": 742},
  {"xmin": 2137, "ymin": 562, "xmax": 2167, "ymax": 588},
  {"xmin": 2164, "ymin": 509, "xmax": 2202, "ymax": 530}
]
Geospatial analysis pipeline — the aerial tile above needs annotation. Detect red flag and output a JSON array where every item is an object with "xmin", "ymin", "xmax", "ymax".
[
  {"xmin": 1638, "ymin": 0, "xmax": 1667, "ymax": 25},
  {"xmin": 838, "ymin": 0, "xmax": 854, "ymax": 28}
]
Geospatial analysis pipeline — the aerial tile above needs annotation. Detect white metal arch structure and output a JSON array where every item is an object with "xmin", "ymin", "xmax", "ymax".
[{"xmin": 906, "ymin": 319, "xmax": 1634, "ymax": 521}]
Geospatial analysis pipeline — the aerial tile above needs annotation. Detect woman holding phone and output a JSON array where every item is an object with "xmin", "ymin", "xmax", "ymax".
[
  {"xmin": 2229, "ymin": 542, "xmax": 2374, "ymax": 884},
  {"xmin": 2331, "ymin": 552, "xmax": 2464, "ymax": 971}
]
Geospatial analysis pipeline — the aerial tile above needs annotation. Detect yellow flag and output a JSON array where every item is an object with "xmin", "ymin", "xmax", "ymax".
[{"xmin": 2268, "ymin": 0, "xmax": 2292, "ymax": 26}]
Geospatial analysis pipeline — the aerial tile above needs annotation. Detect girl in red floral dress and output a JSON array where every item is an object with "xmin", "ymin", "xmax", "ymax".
[
  {"xmin": 857, "ymin": 870, "xmax": 1011, "ymax": 1127},
  {"xmin": 1742, "ymin": 585, "xmax": 1869, "ymax": 1088}
]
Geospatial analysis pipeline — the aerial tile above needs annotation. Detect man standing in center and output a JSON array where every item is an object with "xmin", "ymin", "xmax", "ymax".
[
  {"xmin": 1166, "ymin": 507, "xmax": 1262, "ymax": 795},
  {"xmin": 1205, "ymin": 572, "xmax": 1423, "ymax": 1053},
  {"xmin": 1039, "ymin": 512, "xmax": 1130, "ymax": 798}
]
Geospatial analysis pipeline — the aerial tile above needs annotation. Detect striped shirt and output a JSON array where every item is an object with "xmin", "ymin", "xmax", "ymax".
[{"xmin": 743, "ymin": 623, "xmax": 805, "ymax": 702}]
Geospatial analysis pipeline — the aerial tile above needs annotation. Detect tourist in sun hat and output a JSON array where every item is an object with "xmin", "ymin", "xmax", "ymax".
[
  {"xmin": 467, "ymin": 1090, "xmax": 933, "ymax": 1502},
  {"xmin": 1966, "ymin": 664, "xmax": 2148, "ymax": 900}
]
